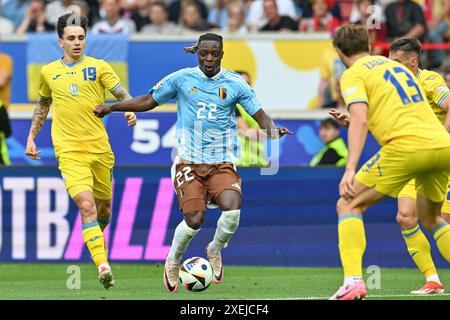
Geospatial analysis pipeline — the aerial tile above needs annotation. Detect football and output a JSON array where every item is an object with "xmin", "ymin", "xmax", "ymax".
[{"xmin": 179, "ymin": 257, "xmax": 213, "ymax": 292}]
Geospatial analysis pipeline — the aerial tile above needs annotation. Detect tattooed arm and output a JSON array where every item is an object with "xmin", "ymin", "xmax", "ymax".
[
  {"xmin": 25, "ymin": 96, "xmax": 52, "ymax": 160},
  {"xmin": 110, "ymin": 84, "xmax": 137, "ymax": 127},
  {"xmin": 110, "ymin": 83, "xmax": 132, "ymax": 101}
]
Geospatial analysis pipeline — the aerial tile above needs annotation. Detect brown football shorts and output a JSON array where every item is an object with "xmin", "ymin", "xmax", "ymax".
[{"xmin": 171, "ymin": 159, "xmax": 242, "ymax": 213}]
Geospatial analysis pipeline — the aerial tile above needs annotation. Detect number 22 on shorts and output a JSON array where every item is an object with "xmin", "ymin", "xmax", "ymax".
[{"xmin": 176, "ymin": 166, "xmax": 194, "ymax": 187}]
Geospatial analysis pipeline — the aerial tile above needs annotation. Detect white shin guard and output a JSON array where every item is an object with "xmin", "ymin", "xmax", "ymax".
[
  {"xmin": 209, "ymin": 209, "xmax": 241, "ymax": 253},
  {"xmin": 167, "ymin": 220, "xmax": 200, "ymax": 264}
]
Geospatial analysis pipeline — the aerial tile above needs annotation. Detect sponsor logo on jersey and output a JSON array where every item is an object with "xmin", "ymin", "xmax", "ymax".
[
  {"xmin": 188, "ymin": 86, "xmax": 199, "ymax": 94},
  {"xmin": 52, "ymin": 74, "xmax": 61, "ymax": 80}
]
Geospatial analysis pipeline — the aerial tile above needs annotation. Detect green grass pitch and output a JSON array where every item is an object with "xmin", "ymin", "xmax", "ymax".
[{"xmin": 0, "ymin": 263, "xmax": 449, "ymax": 300}]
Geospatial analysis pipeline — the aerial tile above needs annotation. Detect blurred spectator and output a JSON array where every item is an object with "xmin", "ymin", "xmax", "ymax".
[
  {"xmin": 92, "ymin": 0, "xmax": 136, "ymax": 34},
  {"xmin": 168, "ymin": 0, "xmax": 208, "ymax": 24},
  {"xmin": 75, "ymin": 0, "xmax": 98, "ymax": 26},
  {"xmin": 0, "ymin": 102, "xmax": 12, "ymax": 166},
  {"xmin": 140, "ymin": 1, "xmax": 179, "ymax": 34},
  {"xmin": 45, "ymin": 0, "xmax": 79, "ymax": 26},
  {"xmin": 353, "ymin": 0, "xmax": 387, "ymax": 55},
  {"xmin": 234, "ymin": 70, "xmax": 269, "ymax": 167},
  {"xmin": 181, "ymin": 3, "xmax": 218, "ymax": 31},
  {"xmin": 242, "ymin": 0, "xmax": 253, "ymax": 14},
  {"xmin": 384, "ymin": 0, "xmax": 426, "ymax": 42},
  {"xmin": 119, "ymin": 0, "xmax": 146, "ymax": 16},
  {"xmin": 16, "ymin": 0, "xmax": 55, "ymax": 34},
  {"xmin": 71, "ymin": 0, "xmax": 90, "ymax": 17},
  {"xmin": 350, "ymin": 0, "xmax": 381, "ymax": 22},
  {"xmin": 0, "ymin": 48, "xmax": 13, "ymax": 165},
  {"xmin": 260, "ymin": 0, "xmax": 297, "ymax": 32},
  {"xmin": 1, "ymin": 0, "xmax": 30, "ymax": 30},
  {"xmin": 208, "ymin": 0, "xmax": 229, "ymax": 29},
  {"xmin": 0, "ymin": 49, "xmax": 13, "ymax": 109},
  {"xmin": 299, "ymin": 0, "xmax": 340, "ymax": 33},
  {"xmin": 247, "ymin": 0, "xmax": 297, "ymax": 32},
  {"xmin": 223, "ymin": 1, "xmax": 248, "ymax": 33},
  {"xmin": 309, "ymin": 118, "xmax": 348, "ymax": 167},
  {"xmin": 312, "ymin": 47, "xmax": 346, "ymax": 109},
  {"xmin": 295, "ymin": 0, "xmax": 341, "ymax": 20},
  {"xmin": 119, "ymin": 0, "xmax": 148, "ymax": 31},
  {"xmin": 0, "ymin": 17, "xmax": 15, "ymax": 35},
  {"xmin": 427, "ymin": 0, "xmax": 450, "ymax": 69}
]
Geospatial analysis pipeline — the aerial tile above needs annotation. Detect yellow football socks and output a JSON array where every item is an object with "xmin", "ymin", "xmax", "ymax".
[
  {"xmin": 338, "ymin": 213, "xmax": 366, "ymax": 278},
  {"xmin": 402, "ymin": 225, "xmax": 437, "ymax": 278},
  {"xmin": 82, "ymin": 221, "xmax": 108, "ymax": 268},
  {"xmin": 433, "ymin": 222, "xmax": 450, "ymax": 263}
]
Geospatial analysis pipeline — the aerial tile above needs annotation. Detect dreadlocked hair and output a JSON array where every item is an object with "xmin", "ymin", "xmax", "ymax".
[{"xmin": 183, "ymin": 33, "xmax": 223, "ymax": 54}]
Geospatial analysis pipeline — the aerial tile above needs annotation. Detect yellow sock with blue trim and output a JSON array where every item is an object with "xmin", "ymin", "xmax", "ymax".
[
  {"xmin": 338, "ymin": 213, "xmax": 366, "ymax": 283},
  {"xmin": 82, "ymin": 221, "xmax": 107, "ymax": 268},
  {"xmin": 433, "ymin": 222, "xmax": 450, "ymax": 263},
  {"xmin": 401, "ymin": 225, "xmax": 437, "ymax": 279}
]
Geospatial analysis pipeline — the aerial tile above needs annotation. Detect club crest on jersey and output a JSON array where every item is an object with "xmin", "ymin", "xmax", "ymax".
[
  {"xmin": 69, "ymin": 83, "xmax": 79, "ymax": 96},
  {"xmin": 219, "ymin": 87, "xmax": 227, "ymax": 99}
]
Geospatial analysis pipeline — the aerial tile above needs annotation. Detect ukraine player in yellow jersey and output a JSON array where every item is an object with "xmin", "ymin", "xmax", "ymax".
[
  {"xmin": 24, "ymin": 13, "xmax": 137, "ymax": 289},
  {"xmin": 331, "ymin": 37, "xmax": 450, "ymax": 295},
  {"xmin": 329, "ymin": 24, "xmax": 450, "ymax": 300},
  {"xmin": 389, "ymin": 38, "xmax": 450, "ymax": 295}
]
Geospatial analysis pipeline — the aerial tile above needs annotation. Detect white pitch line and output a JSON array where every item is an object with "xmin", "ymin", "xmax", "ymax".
[{"xmin": 249, "ymin": 293, "xmax": 450, "ymax": 300}]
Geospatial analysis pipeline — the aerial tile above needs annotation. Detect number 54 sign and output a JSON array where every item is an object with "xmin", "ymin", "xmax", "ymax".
[{"xmin": 131, "ymin": 119, "xmax": 177, "ymax": 154}]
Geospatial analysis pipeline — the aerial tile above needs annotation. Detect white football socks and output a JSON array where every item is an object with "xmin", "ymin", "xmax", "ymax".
[
  {"xmin": 426, "ymin": 274, "xmax": 442, "ymax": 284},
  {"xmin": 208, "ymin": 209, "xmax": 241, "ymax": 254},
  {"xmin": 167, "ymin": 220, "xmax": 200, "ymax": 265},
  {"xmin": 344, "ymin": 276, "xmax": 364, "ymax": 286}
]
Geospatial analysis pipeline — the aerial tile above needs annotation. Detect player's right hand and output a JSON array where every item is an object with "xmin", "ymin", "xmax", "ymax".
[
  {"xmin": 183, "ymin": 43, "xmax": 198, "ymax": 54},
  {"xmin": 339, "ymin": 168, "xmax": 356, "ymax": 200},
  {"xmin": 94, "ymin": 105, "xmax": 112, "ymax": 118},
  {"xmin": 329, "ymin": 109, "xmax": 350, "ymax": 128},
  {"xmin": 25, "ymin": 140, "xmax": 41, "ymax": 160},
  {"xmin": 268, "ymin": 127, "xmax": 293, "ymax": 139}
]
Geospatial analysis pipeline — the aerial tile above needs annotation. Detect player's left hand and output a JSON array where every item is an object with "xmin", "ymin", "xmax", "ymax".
[
  {"xmin": 339, "ymin": 168, "xmax": 356, "ymax": 200},
  {"xmin": 94, "ymin": 104, "xmax": 112, "ymax": 118},
  {"xmin": 124, "ymin": 112, "xmax": 137, "ymax": 126}
]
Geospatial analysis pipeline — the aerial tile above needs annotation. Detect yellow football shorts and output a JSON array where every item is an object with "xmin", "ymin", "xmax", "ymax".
[
  {"xmin": 57, "ymin": 151, "xmax": 114, "ymax": 200},
  {"xmin": 355, "ymin": 147, "xmax": 450, "ymax": 203},
  {"xmin": 398, "ymin": 178, "xmax": 450, "ymax": 214}
]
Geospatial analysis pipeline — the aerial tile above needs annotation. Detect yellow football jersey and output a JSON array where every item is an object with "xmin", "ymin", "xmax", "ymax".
[
  {"xmin": 340, "ymin": 55, "xmax": 450, "ymax": 151},
  {"xmin": 39, "ymin": 55, "xmax": 120, "ymax": 156},
  {"xmin": 417, "ymin": 68, "xmax": 450, "ymax": 124}
]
